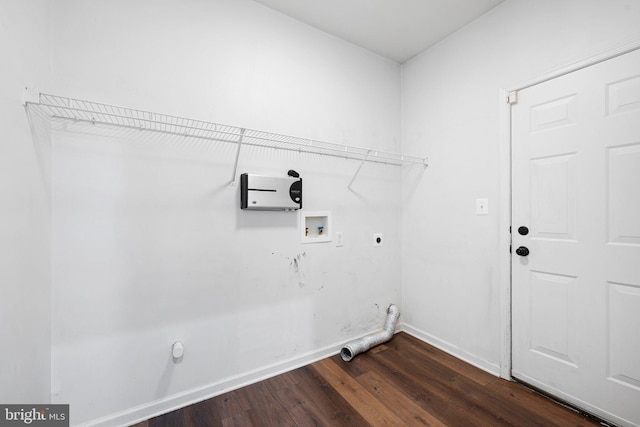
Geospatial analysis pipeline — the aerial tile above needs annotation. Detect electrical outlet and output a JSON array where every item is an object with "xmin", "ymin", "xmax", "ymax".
[
  {"xmin": 336, "ymin": 231, "xmax": 344, "ymax": 247},
  {"xmin": 373, "ymin": 233, "xmax": 383, "ymax": 247}
]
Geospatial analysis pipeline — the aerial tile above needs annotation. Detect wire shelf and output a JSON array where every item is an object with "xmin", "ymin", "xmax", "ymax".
[{"xmin": 29, "ymin": 93, "xmax": 428, "ymax": 167}]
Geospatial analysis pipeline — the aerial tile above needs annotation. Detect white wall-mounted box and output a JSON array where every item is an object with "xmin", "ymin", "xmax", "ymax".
[
  {"xmin": 240, "ymin": 173, "xmax": 302, "ymax": 211},
  {"xmin": 301, "ymin": 211, "xmax": 332, "ymax": 243}
]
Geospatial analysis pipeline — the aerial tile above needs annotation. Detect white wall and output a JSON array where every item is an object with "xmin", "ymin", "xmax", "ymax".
[
  {"xmin": 12, "ymin": 0, "xmax": 639, "ymax": 422},
  {"xmin": 0, "ymin": 0, "xmax": 52, "ymax": 404},
  {"xmin": 401, "ymin": 0, "xmax": 640, "ymax": 372},
  {"xmin": 49, "ymin": 0, "xmax": 402, "ymax": 424}
]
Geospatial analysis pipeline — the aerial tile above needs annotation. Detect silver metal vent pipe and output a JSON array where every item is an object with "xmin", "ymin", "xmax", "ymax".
[{"xmin": 340, "ymin": 304, "xmax": 400, "ymax": 362}]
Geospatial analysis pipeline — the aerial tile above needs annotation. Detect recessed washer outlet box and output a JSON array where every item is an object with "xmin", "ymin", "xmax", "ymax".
[
  {"xmin": 240, "ymin": 173, "xmax": 302, "ymax": 211},
  {"xmin": 301, "ymin": 211, "xmax": 331, "ymax": 243}
]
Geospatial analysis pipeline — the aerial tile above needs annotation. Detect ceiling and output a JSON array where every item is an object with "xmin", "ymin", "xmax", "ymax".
[{"xmin": 252, "ymin": 0, "xmax": 506, "ymax": 63}]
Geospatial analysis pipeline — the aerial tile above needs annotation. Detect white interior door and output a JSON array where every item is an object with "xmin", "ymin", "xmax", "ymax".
[{"xmin": 511, "ymin": 48, "xmax": 640, "ymax": 427}]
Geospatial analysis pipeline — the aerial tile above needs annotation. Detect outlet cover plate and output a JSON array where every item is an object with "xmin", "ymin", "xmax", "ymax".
[{"xmin": 476, "ymin": 198, "xmax": 489, "ymax": 215}]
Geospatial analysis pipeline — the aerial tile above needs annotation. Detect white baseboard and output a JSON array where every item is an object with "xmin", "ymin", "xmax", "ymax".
[
  {"xmin": 401, "ymin": 323, "xmax": 501, "ymax": 377},
  {"xmin": 82, "ymin": 341, "xmax": 345, "ymax": 427},
  {"xmin": 82, "ymin": 325, "xmax": 500, "ymax": 426}
]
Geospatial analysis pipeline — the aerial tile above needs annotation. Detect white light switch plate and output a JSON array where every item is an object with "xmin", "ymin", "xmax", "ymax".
[{"xmin": 476, "ymin": 198, "xmax": 489, "ymax": 215}]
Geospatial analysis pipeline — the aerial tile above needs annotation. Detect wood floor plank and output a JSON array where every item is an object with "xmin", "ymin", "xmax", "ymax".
[
  {"xmin": 355, "ymin": 369, "xmax": 448, "ymax": 427},
  {"xmin": 266, "ymin": 365, "xmax": 351, "ymax": 426},
  {"xmin": 313, "ymin": 358, "xmax": 405, "ymax": 426},
  {"xmin": 132, "ymin": 333, "xmax": 602, "ymax": 427},
  {"xmin": 349, "ymin": 345, "xmax": 509, "ymax": 426},
  {"xmin": 212, "ymin": 388, "xmax": 251, "ymax": 420},
  {"xmin": 375, "ymin": 334, "xmax": 597, "ymax": 427},
  {"xmin": 229, "ymin": 381, "xmax": 298, "ymax": 426},
  {"xmin": 220, "ymin": 409, "xmax": 260, "ymax": 427},
  {"xmin": 385, "ymin": 335, "xmax": 589, "ymax": 427},
  {"xmin": 146, "ymin": 409, "xmax": 185, "ymax": 427},
  {"xmin": 296, "ymin": 365, "xmax": 371, "ymax": 426},
  {"xmin": 389, "ymin": 340, "xmax": 563, "ymax": 426},
  {"xmin": 485, "ymin": 378, "xmax": 598, "ymax": 427},
  {"xmin": 262, "ymin": 370, "xmax": 299, "ymax": 395},
  {"xmin": 274, "ymin": 381, "xmax": 352, "ymax": 427},
  {"xmin": 182, "ymin": 399, "xmax": 223, "ymax": 426},
  {"xmin": 366, "ymin": 336, "xmax": 578, "ymax": 426},
  {"xmin": 394, "ymin": 333, "xmax": 495, "ymax": 386}
]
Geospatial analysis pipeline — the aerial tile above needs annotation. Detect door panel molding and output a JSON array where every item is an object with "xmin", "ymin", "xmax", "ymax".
[
  {"xmin": 498, "ymin": 36, "xmax": 640, "ymax": 381},
  {"xmin": 503, "ymin": 43, "xmax": 640, "ymax": 426}
]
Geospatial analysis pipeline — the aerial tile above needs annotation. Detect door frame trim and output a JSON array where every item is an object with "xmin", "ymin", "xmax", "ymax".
[{"xmin": 498, "ymin": 36, "xmax": 640, "ymax": 380}]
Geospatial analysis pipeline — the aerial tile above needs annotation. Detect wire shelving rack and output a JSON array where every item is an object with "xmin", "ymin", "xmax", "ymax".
[{"xmin": 27, "ymin": 93, "xmax": 428, "ymax": 186}]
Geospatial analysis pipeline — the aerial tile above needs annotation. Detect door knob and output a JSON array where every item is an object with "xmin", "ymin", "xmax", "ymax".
[{"xmin": 515, "ymin": 246, "xmax": 530, "ymax": 256}]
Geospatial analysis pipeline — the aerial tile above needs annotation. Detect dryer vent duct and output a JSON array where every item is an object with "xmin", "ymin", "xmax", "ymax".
[{"xmin": 340, "ymin": 304, "xmax": 400, "ymax": 362}]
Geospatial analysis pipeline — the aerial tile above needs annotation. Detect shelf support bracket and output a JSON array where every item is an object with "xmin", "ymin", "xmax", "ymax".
[
  {"xmin": 230, "ymin": 128, "xmax": 246, "ymax": 186},
  {"xmin": 347, "ymin": 150, "xmax": 372, "ymax": 190}
]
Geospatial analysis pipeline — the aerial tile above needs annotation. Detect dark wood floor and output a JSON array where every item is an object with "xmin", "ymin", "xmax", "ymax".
[{"xmin": 133, "ymin": 332, "xmax": 601, "ymax": 426}]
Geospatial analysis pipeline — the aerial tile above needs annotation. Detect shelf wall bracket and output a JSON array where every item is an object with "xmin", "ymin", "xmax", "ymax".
[
  {"xmin": 347, "ymin": 149, "xmax": 372, "ymax": 191},
  {"xmin": 230, "ymin": 128, "xmax": 246, "ymax": 186}
]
